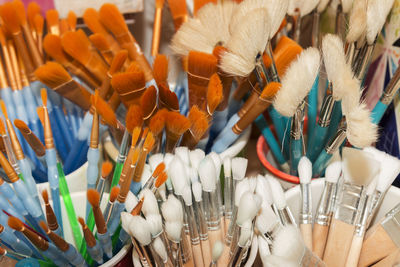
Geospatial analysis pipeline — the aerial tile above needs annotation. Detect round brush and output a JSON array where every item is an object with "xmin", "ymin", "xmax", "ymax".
[
  {"xmin": 78, "ymin": 217, "xmax": 104, "ymax": 264},
  {"xmin": 298, "ymin": 156, "xmax": 313, "ymax": 250}
]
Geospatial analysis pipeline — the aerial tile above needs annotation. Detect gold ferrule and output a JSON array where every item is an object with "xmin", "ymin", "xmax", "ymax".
[
  {"xmin": 43, "ymin": 108, "xmax": 55, "ymax": 149},
  {"xmin": 5, "ymin": 119, "xmax": 24, "ymax": 160},
  {"xmin": 1, "ymin": 46, "xmax": 16, "ymax": 90},
  {"xmin": 90, "ymin": 112, "xmax": 99, "ymax": 149},
  {"xmin": 0, "ymin": 151, "xmax": 19, "ymax": 182},
  {"xmin": 53, "ymin": 79, "xmax": 92, "ymax": 111},
  {"xmin": 7, "ymin": 40, "xmax": 23, "ymax": 90}
]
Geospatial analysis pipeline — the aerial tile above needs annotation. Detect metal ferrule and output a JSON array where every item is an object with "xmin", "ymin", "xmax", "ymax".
[
  {"xmin": 263, "ymin": 221, "xmax": 282, "ymax": 245},
  {"xmin": 224, "ymin": 175, "xmax": 233, "ymax": 219},
  {"xmin": 159, "ymin": 231, "xmax": 174, "ymax": 264},
  {"xmin": 381, "ymin": 203, "xmax": 400, "ymax": 247},
  {"xmin": 325, "ymin": 122, "xmax": 347, "ymax": 154},
  {"xmin": 334, "ymin": 182, "xmax": 364, "ymax": 225},
  {"xmin": 346, "ymin": 42, "xmax": 356, "ymax": 65},
  {"xmin": 290, "ymin": 101, "xmax": 305, "ymax": 140},
  {"xmin": 380, "ymin": 68, "xmax": 400, "ymax": 105},
  {"xmin": 300, "ymin": 184, "xmax": 312, "ymax": 225},
  {"xmin": 367, "ymin": 190, "xmax": 384, "ymax": 227},
  {"xmin": 253, "ymin": 53, "xmax": 268, "ymax": 88},
  {"xmin": 202, "ymin": 190, "xmax": 221, "ymax": 230},
  {"xmin": 216, "ymin": 181, "xmax": 224, "ymax": 218},
  {"xmin": 1, "ymin": 135, "xmax": 20, "ymax": 174},
  {"xmin": 318, "ymin": 94, "xmax": 335, "ymax": 127},
  {"xmin": 300, "ymin": 246, "xmax": 327, "ymax": 266},
  {"xmin": 273, "ymin": 204, "xmax": 297, "ymax": 226},
  {"xmin": 225, "ymin": 208, "xmax": 238, "ymax": 245},
  {"xmin": 116, "ymin": 130, "xmax": 130, "ymax": 163},
  {"xmin": 355, "ymin": 194, "xmax": 372, "ymax": 236},
  {"xmin": 143, "ymin": 176, "xmax": 155, "ymax": 191},
  {"xmin": 315, "ymin": 181, "xmax": 337, "ymax": 226},
  {"xmin": 184, "ymin": 204, "xmax": 200, "ymax": 245},
  {"xmin": 265, "ymin": 42, "xmax": 280, "ymax": 83},
  {"xmin": 180, "ymin": 228, "xmax": 191, "ymax": 263},
  {"xmin": 311, "ymin": 10, "xmax": 320, "ymax": 48},
  {"xmin": 355, "ymin": 41, "xmax": 376, "ymax": 80},
  {"xmin": 228, "ymin": 224, "xmax": 253, "ymax": 267}
]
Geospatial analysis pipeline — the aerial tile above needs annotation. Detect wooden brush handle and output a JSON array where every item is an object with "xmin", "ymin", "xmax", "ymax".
[
  {"xmin": 218, "ymin": 243, "xmax": 232, "ymax": 267},
  {"xmin": 200, "ymin": 239, "xmax": 212, "ymax": 266},
  {"xmin": 21, "ymin": 25, "xmax": 43, "ymax": 68},
  {"xmin": 13, "ymin": 33, "xmax": 35, "ymax": 80},
  {"xmin": 300, "ymin": 223, "xmax": 313, "ymax": 251},
  {"xmin": 345, "ymin": 235, "xmax": 363, "ymax": 267},
  {"xmin": 371, "ymin": 249, "xmax": 400, "ymax": 267},
  {"xmin": 208, "ymin": 228, "xmax": 223, "ymax": 248},
  {"xmin": 312, "ymin": 223, "xmax": 329, "ymax": 259},
  {"xmin": 191, "ymin": 243, "xmax": 204, "ymax": 267},
  {"xmin": 323, "ymin": 218, "xmax": 356, "ymax": 267},
  {"xmin": 151, "ymin": 8, "xmax": 162, "ymax": 57}
]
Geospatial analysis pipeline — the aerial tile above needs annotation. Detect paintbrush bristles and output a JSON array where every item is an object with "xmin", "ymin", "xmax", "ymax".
[
  {"xmin": 61, "ymin": 30, "xmax": 93, "ymax": 64},
  {"xmin": 67, "ymin": 11, "xmax": 77, "ymax": 31},
  {"xmin": 12, "ymin": 0, "xmax": 27, "ymax": 26},
  {"xmin": 8, "ymin": 216, "xmax": 24, "ymax": 231},
  {"xmin": 125, "ymin": 104, "xmax": 144, "ymax": 133},
  {"xmin": 109, "ymin": 50, "xmax": 128, "ymax": 75},
  {"xmin": 140, "ymin": 86, "xmax": 157, "ymax": 120},
  {"xmin": 166, "ymin": 111, "xmax": 191, "ymax": 136},
  {"xmin": 0, "ymin": 3, "xmax": 21, "ymax": 33},
  {"xmin": 35, "ymin": 62, "xmax": 71, "ymax": 88},
  {"xmin": 153, "ymin": 54, "xmax": 168, "ymax": 85},
  {"xmin": 0, "ymin": 118, "xmax": 6, "ymax": 135},
  {"xmin": 342, "ymin": 147, "xmax": 380, "ymax": 185},
  {"xmin": 27, "ymin": 2, "xmax": 40, "ymax": 28},
  {"xmin": 347, "ymin": 0, "xmax": 367, "ymax": 43},
  {"xmin": 101, "ymin": 161, "xmax": 113, "ymax": 178},
  {"xmin": 366, "ymin": 0, "xmax": 394, "ymax": 44},
  {"xmin": 98, "ymin": 3, "xmax": 129, "ymax": 36},
  {"xmin": 188, "ymin": 105, "xmax": 209, "ymax": 140},
  {"xmin": 149, "ymin": 109, "xmax": 167, "ymax": 136},
  {"xmin": 110, "ymin": 186, "xmax": 120, "ymax": 202},
  {"xmin": 206, "ymin": 73, "xmax": 223, "ymax": 114}
]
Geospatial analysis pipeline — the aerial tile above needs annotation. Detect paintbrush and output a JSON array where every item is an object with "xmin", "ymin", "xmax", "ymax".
[
  {"xmin": 103, "ymin": 186, "xmax": 120, "ymax": 225},
  {"xmin": 149, "ymin": 109, "xmax": 167, "ymax": 153},
  {"xmin": 96, "ymin": 161, "xmax": 113, "ymax": 201},
  {"xmin": 39, "ymin": 221, "xmax": 86, "ymax": 267},
  {"xmin": 323, "ymin": 147, "xmax": 379, "ymax": 266},
  {"xmin": 268, "ymin": 176, "xmax": 296, "ymax": 226},
  {"xmin": 165, "ymin": 111, "xmax": 190, "ymax": 153},
  {"xmin": 132, "ymin": 132, "xmax": 155, "ymax": 195},
  {"xmin": 158, "ymin": 83, "xmax": 180, "ymax": 112},
  {"xmin": 167, "ymin": 0, "xmax": 188, "ymax": 31},
  {"xmin": 77, "ymin": 217, "xmax": 104, "ymax": 264},
  {"xmin": 46, "ymin": 9, "xmax": 60, "ymax": 35},
  {"xmin": 8, "ymin": 217, "xmax": 68, "ymax": 266},
  {"xmin": 41, "ymin": 189, "xmax": 62, "ymax": 237},
  {"xmin": 67, "ymin": 11, "xmax": 77, "ymax": 31},
  {"xmin": 142, "ymin": 162, "xmax": 165, "ymax": 192},
  {"xmin": 312, "ymin": 154, "xmax": 342, "ymax": 258},
  {"xmin": 0, "ymin": 223, "xmax": 32, "ymax": 257},
  {"xmin": 33, "ymin": 14, "xmax": 44, "ymax": 56},
  {"xmin": 140, "ymin": 86, "xmax": 158, "ymax": 125},
  {"xmin": 151, "ymin": 0, "xmax": 165, "ymax": 57},
  {"xmin": 153, "ymin": 54, "xmax": 168, "ymax": 86},
  {"xmin": 27, "ymin": 2, "xmax": 40, "ymax": 41},
  {"xmin": 345, "ymin": 0, "xmax": 367, "ymax": 66},
  {"xmin": 89, "ymin": 33, "xmax": 114, "ymax": 64},
  {"xmin": 99, "ymin": 3, "xmax": 154, "ymax": 82},
  {"xmin": 180, "ymin": 105, "xmax": 209, "ymax": 149},
  {"xmin": 298, "ymin": 156, "xmax": 313, "ymax": 250},
  {"xmin": 0, "ymin": 118, "xmax": 20, "ymax": 176}
]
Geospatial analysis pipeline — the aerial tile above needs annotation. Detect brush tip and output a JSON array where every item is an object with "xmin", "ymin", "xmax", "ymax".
[
  {"xmin": 110, "ymin": 186, "xmax": 120, "ymax": 202},
  {"xmin": 42, "ymin": 189, "xmax": 49, "ymax": 203},
  {"xmin": 101, "ymin": 161, "xmax": 113, "ymax": 178},
  {"xmin": 298, "ymin": 156, "xmax": 312, "ymax": 184},
  {"xmin": 153, "ymin": 163, "xmax": 166, "ymax": 178},
  {"xmin": 39, "ymin": 221, "xmax": 49, "ymax": 233},
  {"xmin": 87, "ymin": 189, "xmax": 100, "ymax": 207},
  {"xmin": 8, "ymin": 216, "xmax": 23, "ymax": 231},
  {"xmin": 77, "ymin": 217, "xmax": 85, "ymax": 227},
  {"xmin": 212, "ymin": 241, "xmax": 224, "ymax": 262},
  {"xmin": 155, "ymin": 172, "xmax": 168, "ymax": 188}
]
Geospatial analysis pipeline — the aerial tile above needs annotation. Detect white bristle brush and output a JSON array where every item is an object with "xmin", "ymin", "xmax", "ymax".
[
  {"xmin": 317, "ymin": 0, "xmax": 331, "ymax": 13},
  {"xmin": 232, "ymin": 157, "xmax": 248, "ymax": 182},
  {"xmin": 128, "ymin": 215, "xmax": 155, "ymax": 266},
  {"xmin": 229, "ymin": 220, "xmax": 253, "ymax": 266},
  {"xmin": 175, "ymin": 146, "xmax": 190, "ymax": 166},
  {"xmin": 366, "ymin": 0, "xmax": 395, "ymax": 45},
  {"xmin": 255, "ymin": 203, "xmax": 280, "ymax": 242},
  {"xmin": 236, "ymin": 191, "xmax": 262, "ymax": 226},
  {"xmin": 189, "ymin": 149, "xmax": 205, "ymax": 170},
  {"xmin": 121, "ymin": 212, "xmax": 133, "ymax": 236},
  {"xmin": 256, "ymin": 175, "xmax": 273, "ymax": 206},
  {"xmin": 152, "ymin": 236, "xmax": 170, "ymax": 265},
  {"xmin": 210, "ymin": 240, "xmax": 224, "ymax": 267},
  {"xmin": 223, "ymin": 157, "xmax": 233, "ymax": 232},
  {"xmin": 163, "ymin": 153, "xmax": 175, "ymax": 194},
  {"xmin": 268, "ymin": 176, "xmax": 296, "ymax": 225},
  {"xmin": 140, "ymin": 189, "xmax": 159, "ymax": 217},
  {"xmin": 342, "ymin": 0, "xmax": 354, "ymax": 13},
  {"xmin": 299, "ymin": 0, "xmax": 319, "ymax": 17},
  {"xmin": 169, "ymin": 155, "xmax": 188, "ymax": 196},
  {"xmin": 125, "ymin": 191, "xmax": 138, "ymax": 213},
  {"xmin": 148, "ymin": 153, "xmax": 164, "ymax": 172},
  {"xmin": 346, "ymin": 0, "xmax": 368, "ymax": 44},
  {"xmin": 298, "ymin": 156, "xmax": 313, "ymax": 250}
]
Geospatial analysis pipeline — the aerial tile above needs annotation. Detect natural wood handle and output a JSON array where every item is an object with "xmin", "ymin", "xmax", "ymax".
[
  {"xmin": 201, "ymin": 239, "xmax": 212, "ymax": 266},
  {"xmin": 300, "ymin": 223, "xmax": 313, "ymax": 251},
  {"xmin": 371, "ymin": 249, "xmax": 400, "ymax": 267},
  {"xmin": 312, "ymin": 223, "xmax": 329, "ymax": 259},
  {"xmin": 323, "ymin": 218, "xmax": 356, "ymax": 267},
  {"xmin": 208, "ymin": 229, "xmax": 223, "ymax": 248},
  {"xmin": 220, "ymin": 217, "xmax": 225, "ymax": 238},
  {"xmin": 345, "ymin": 235, "xmax": 363, "ymax": 267},
  {"xmin": 218, "ymin": 243, "xmax": 231, "ymax": 267},
  {"xmin": 192, "ymin": 243, "xmax": 205, "ymax": 267}
]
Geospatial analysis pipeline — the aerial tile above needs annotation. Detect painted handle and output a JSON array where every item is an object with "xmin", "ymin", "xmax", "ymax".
[
  {"xmin": 87, "ymin": 148, "xmax": 100, "ymax": 187},
  {"xmin": 0, "ymin": 183, "xmax": 28, "ymax": 216},
  {"xmin": 312, "ymin": 223, "xmax": 329, "ymax": 259},
  {"xmin": 371, "ymin": 100, "xmax": 388, "ymax": 124},
  {"xmin": 345, "ymin": 235, "xmax": 363, "ymax": 267},
  {"xmin": 312, "ymin": 150, "xmax": 332, "ymax": 177},
  {"xmin": 13, "ymin": 179, "xmax": 42, "ymax": 218},
  {"xmin": 290, "ymin": 138, "xmax": 303, "ymax": 175},
  {"xmin": 48, "ymin": 110, "xmax": 68, "ymax": 161},
  {"xmin": 111, "ymin": 163, "xmax": 124, "ymax": 188},
  {"xmin": 12, "ymin": 90, "xmax": 29, "ymax": 123},
  {"xmin": 326, "ymin": 101, "xmax": 342, "ymax": 141},
  {"xmin": 64, "ymin": 242, "xmax": 87, "ymax": 267},
  {"xmin": 0, "ymin": 226, "xmax": 32, "ymax": 256},
  {"xmin": 87, "ymin": 241, "xmax": 104, "ymax": 264},
  {"xmin": 98, "ymin": 231, "xmax": 113, "ymax": 258},
  {"xmin": 53, "ymin": 106, "xmax": 73, "ymax": 150},
  {"xmin": 307, "ymin": 75, "xmax": 319, "ymax": 141},
  {"xmin": 108, "ymin": 201, "xmax": 125, "ymax": 236},
  {"xmin": 211, "ymin": 109, "xmax": 229, "ymax": 135},
  {"xmin": 268, "ymin": 106, "xmax": 288, "ymax": 144},
  {"xmin": 307, "ymin": 124, "xmax": 329, "ymax": 162},
  {"xmin": 63, "ymin": 139, "xmax": 87, "ymax": 174},
  {"xmin": 211, "ymin": 126, "xmax": 240, "ymax": 153},
  {"xmin": 18, "ymin": 158, "xmax": 40, "ymax": 206}
]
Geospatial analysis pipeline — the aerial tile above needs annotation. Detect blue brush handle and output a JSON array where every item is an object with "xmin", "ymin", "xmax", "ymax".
[
  {"xmin": 31, "ymin": 166, "xmax": 47, "ymax": 183},
  {"xmin": 18, "ymin": 158, "xmax": 41, "ymax": 207},
  {"xmin": 86, "ymin": 147, "xmax": 99, "ymax": 218},
  {"xmin": 108, "ymin": 201, "xmax": 125, "ymax": 236},
  {"xmin": 326, "ymin": 101, "xmax": 342, "ymax": 141},
  {"xmin": 48, "ymin": 110, "xmax": 68, "ymax": 162},
  {"xmin": 1, "ymin": 87, "xmax": 17, "ymax": 122},
  {"xmin": 30, "ymin": 81, "xmax": 44, "ymax": 106},
  {"xmin": 97, "ymin": 231, "xmax": 113, "ymax": 259},
  {"xmin": 12, "ymin": 179, "xmax": 43, "ymax": 220},
  {"xmin": 268, "ymin": 107, "xmax": 288, "ymax": 144},
  {"xmin": 307, "ymin": 124, "xmax": 329, "ymax": 163},
  {"xmin": 53, "ymin": 106, "xmax": 73, "ymax": 150},
  {"xmin": 210, "ymin": 109, "xmax": 229, "ymax": 135},
  {"xmin": 14, "ymin": 231, "xmax": 42, "ymax": 259},
  {"xmin": 71, "ymin": 144, "xmax": 89, "ymax": 173},
  {"xmin": 254, "ymin": 115, "xmax": 287, "ymax": 167},
  {"xmin": 46, "ymin": 148, "xmax": 63, "ymax": 235},
  {"xmin": 312, "ymin": 150, "xmax": 332, "ymax": 177},
  {"xmin": 130, "ymin": 181, "xmax": 142, "ymax": 196},
  {"xmin": 87, "ymin": 241, "xmax": 104, "ymax": 264},
  {"xmin": 46, "ymin": 242, "xmax": 70, "ymax": 266},
  {"xmin": 211, "ymin": 113, "xmax": 240, "ymax": 153},
  {"xmin": 63, "ymin": 242, "xmax": 87, "ymax": 267},
  {"xmin": 0, "ymin": 182, "xmax": 28, "ymax": 216},
  {"xmin": 22, "ymin": 86, "xmax": 41, "ymax": 136},
  {"xmin": 0, "ymin": 225, "xmax": 32, "ymax": 256},
  {"xmin": 307, "ymin": 75, "xmax": 319, "ymax": 141},
  {"xmin": 371, "ymin": 100, "xmax": 388, "ymax": 124},
  {"xmin": 118, "ymin": 228, "xmax": 130, "ymax": 247},
  {"xmin": 0, "ymin": 193, "xmax": 25, "ymax": 221},
  {"xmin": 290, "ymin": 138, "xmax": 303, "ymax": 175}
]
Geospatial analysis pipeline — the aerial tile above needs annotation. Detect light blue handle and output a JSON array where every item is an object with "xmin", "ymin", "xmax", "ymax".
[
  {"xmin": 108, "ymin": 201, "xmax": 125, "ymax": 236},
  {"xmin": 87, "ymin": 241, "xmax": 104, "ymax": 264},
  {"xmin": 18, "ymin": 158, "xmax": 41, "ymax": 207},
  {"xmin": 11, "ymin": 90, "xmax": 29, "ymax": 124},
  {"xmin": 64, "ymin": 242, "xmax": 87, "ymax": 267},
  {"xmin": 254, "ymin": 115, "xmax": 286, "ymax": 166},
  {"xmin": 290, "ymin": 138, "xmax": 303, "ymax": 175},
  {"xmin": 0, "ymin": 226, "xmax": 32, "ymax": 256},
  {"xmin": 307, "ymin": 75, "xmax": 319, "ymax": 141},
  {"xmin": 327, "ymin": 101, "xmax": 342, "ymax": 141},
  {"xmin": 46, "ymin": 242, "xmax": 70, "ymax": 266},
  {"xmin": 118, "ymin": 228, "xmax": 130, "ymax": 246},
  {"xmin": 48, "ymin": 110, "xmax": 68, "ymax": 162},
  {"xmin": 30, "ymin": 81, "xmax": 44, "ymax": 106},
  {"xmin": 312, "ymin": 150, "xmax": 332, "ymax": 177},
  {"xmin": 0, "ymin": 182, "xmax": 28, "ymax": 216},
  {"xmin": 22, "ymin": 86, "xmax": 41, "ymax": 139},
  {"xmin": 210, "ymin": 109, "xmax": 229, "ymax": 135},
  {"xmin": 307, "ymin": 124, "xmax": 329, "ymax": 162},
  {"xmin": 1, "ymin": 87, "xmax": 17, "ymax": 122},
  {"xmin": 13, "ymin": 231, "xmax": 42, "ymax": 259},
  {"xmin": 12, "ymin": 179, "xmax": 42, "ymax": 219},
  {"xmin": 53, "ymin": 106, "xmax": 73, "ymax": 150},
  {"xmin": 211, "ymin": 113, "xmax": 240, "ymax": 153},
  {"xmin": 86, "ymin": 147, "xmax": 99, "ymax": 219},
  {"xmin": 46, "ymin": 148, "xmax": 63, "ymax": 233},
  {"xmin": 97, "ymin": 231, "xmax": 113, "ymax": 258},
  {"xmin": 371, "ymin": 100, "xmax": 388, "ymax": 124},
  {"xmin": 130, "ymin": 181, "xmax": 142, "ymax": 196}
]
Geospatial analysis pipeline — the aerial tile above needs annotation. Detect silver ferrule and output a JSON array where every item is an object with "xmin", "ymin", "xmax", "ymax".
[
  {"xmin": 177, "ymin": 196, "xmax": 189, "ymax": 235},
  {"xmin": 263, "ymin": 221, "xmax": 282, "ymax": 245},
  {"xmin": 228, "ymin": 224, "xmax": 253, "ymax": 267},
  {"xmin": 202, "ymin": 190, "xmax": 221, "ymax": 230},
  {"xmin": 253, "ymin": 53, "xmax": 268, "ymax": 88},
  {"xmin": 96, "ymin": 178, "xmax": 106, "ymax": 197},
  {"xmin": 355, "ymin": 194, "xmax": 372, "ymax": 236},
  {"xmin": 131, "ymin": 238, "xmax": 147, "ymax": 266},
  {"xmin": 300, "ymin": 183, "xmax": 313, "ymax": 225},
  {"xmin": 381, "ymin": 203, "xmax": 400, "ymax": 247},
  {"xmin": 2, "ymin": 135, "xmax": 20, "ymax": 174},
  {"xmin": 367, "ymin": 190, "xmax": 385, "ymax": 227},
  {"xmin": 311, "ymin": 10, "xmax": 320, "ymax": 48},
  {"xmin": 265, "ymin": 42, "xmax": 280, "ymax": 83},
  {"xmin": 290, "ymin": 101, "xmax": 305, "ymax": 140},
  {"xmin": 355, "ymin": 41, "xmax": 376, "ymax": 80},
  {"xmin": 194, "ymin": 200, "xmax": 209, "ymax": 241},
  {"xmin": 381, "ymin": 67, "xmax": 400, "ymax": 105},
  {"xmin": 116, "ymin": 130, "xmax": 130, "ymax": 163},
  {"xmin": 315, "ymin": 181, "xmax": 337, "ymax": 226},
  {"xmin": 229, "ymin": 224, "xmax": 240, "ymax": 257},
  {"xmin": 318, "ymin": 94, "xmax": 335, "ymax": 127},
  {"xmin": 225, "ymin": 208, "xmax": 238, "ymax": 245},
  {"xmin": 300, "ymin": 246, "xmax": 327, "ymax": 266},
  {"xmin": 184, "ymin": 204, "xmax": 200, "ymax": 245},
  {"xmin": 216, "ymin": 180, "xmax": 224, "ymax": 218},
  {"xmin": 346, "ymin": 42, "xmax": 356, "ymax": 65},
  {"xmin": 325, "ymin": 122, "xmax": 347, "ymax": 154},
  {"xmin": 334, "ymin": 182, "xmax": 364, "ymax": 225},
  {"xmin": 293, "ymin": 14, "xmax": 302, "ymax": 43},
  {"xmin": 142, "ymin": 176, "xmax": 155, "ymax": 191},
  {"xmin": 224, "ymin": 175, "xmax": 233, "ymax": 218},
  {"xmin": 273, "ymin": 204, "xmax": 297, "ymax": 226}
]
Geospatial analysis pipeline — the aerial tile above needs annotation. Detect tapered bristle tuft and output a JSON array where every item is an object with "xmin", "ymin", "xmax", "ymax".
[
  {"xmin": 149, "ymin": 108, "xmax": 167, "ymax": 135},
  {"xmin": 346, "ymin": 103, "xmax": 378, "ymax": 148},
  {"xmin": 99, "ymin": 3, "xmax": 128, "ymax": 36},
  {"xmin": 131, "ymin": 198, "xmax": 144, "ymax": 215},
  {"xmin": 27, "ymin": 2, "xmax": 40, "ymax": 28},
  {"xmin": 41, "ymin": 89, "xmax": 47, "ymax": 107},
  {"xmin": 111, "ymin": 71, "xmax": 146, "ymax": 104},
  {"xmin": 101, "ymin": 161, "xmax": 113, "ymax": 178},
  {"xmin": 110, "ymin": 186, "xmax": 120, "ymax": 202},
  {"xmin": 347, "ymin": 0, "xmax": 367, "ymax": 43},
  {"xmin": 0, "ymin": 100, "xmax": 9, "ymax": 119},
  {"xmin": 46, "ymin": 9, "xmax": 59, "ymax": 29},
  {"xmin": 131, "ymin": 127, "xmax": 141, "ymax": 147},
  {"xmin": 77, "ymin": 217, "xmax": 86, "ymax": 227},
  {"xmin": 0, "ymin": 118, "xmax": 6, "ymax": 135},
  {"xmin": 12, "ymin": 0, "xmax": 27, "ymax": 26},
  {"xmin": 42, "ymin": 189, "xmax": 49, "ymax": 203},
  {"xmin": 89, "ymin": 33, "xmax": 110, "ymax": 51},
  {"xmin": 0, "ymin": 3, "xmax": 21, "ymax": 34},
  {"xmin": 67, "ymin": 11, "xmax": 77, "ymax": 31},
  {"xmin": 158, "ymin": 83, "xmax": 179, "ymax": 111},
  {"xmin": 166, "ymin": 111, "xmax": 191, "ymax": 135},
  {"xmin": 35, "ymin": 61, "xmax": 71, "ymax": 88},
  {"xmin": 43, "ymin": 34, "xmax": 68, "ymax": 63},
  {"xmin": 8, "ymin": 217, "xmax": 24, "ymax": 231},
  {"xmin": 153, "ymin": 163, "xmax": 166, "ymax": 178},
  {"xmin": 132, "ymin": 148, "xmax": 141, "ymax": 165},
  {"xmin": 188, "ymin": 51, "xmax": 218, "ymax": 82},
  {"xmin": 83, "ymin": 8, "xmax": 107, "ymax": 35},
  {"xmin": 153, "ymin": 54, "xmax": 169, "ymax": 85},
  {"xmin": 109, "ymin": 50, "xmax": 128, "ymax": 74},
  {"xmin": 125, "ymin": 105, "xmax": 143, "ymax": 133},
  {"xmin": 144, "ymin": 132, "xmax": 155, "ymax": 151},
  {"xmin": 206, "ymin": 73, "xmax": 223, "ymax": 113},
  {"xmin": 155, "ymin": 172, "xmax": 168, "ymax": 188},
  {"xmin": 92, "ymin": 93, "xmax": 117, "ymax": 128},
  {"xmin": 261, "ymin": 82, "xmax": 281, "ymax": 99},
  {"xmin": 140, "ymin": 86, "xmax": 157, "ymax": 119},
  {"xmin": 39, "ymin": 221, "xmax": 49, "ymax": 233},
  {"xmin": 37, "ymin": 107, "xmax": 45, "ymax": 126},
  {"xmin": 34, "ymin": 14, "xmax": 44, "ymax": 34},
  {"xmin": 188, "ymin": 106, "xmax": 209, "ymax": 140},
  {"xmin": 87, "ymin": 189, "xmax": 100, "ymax": 207},
  {"xmin": 61, "ymin": 30, "xmax": 91, "ymax": 65}
]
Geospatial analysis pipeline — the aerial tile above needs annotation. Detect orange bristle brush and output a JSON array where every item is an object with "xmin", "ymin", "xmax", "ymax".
[
  {"xmin": 165, "ymin": 111, "xmax": 191, "ymax": 153},
  {"xmin": 14, "ymin": 119, "xmax": 45, "ymax": 159},
  {"xmin": 92, "ymin": 90, "xmax": 125, "ymax": 131},
  {"xmin": 96, "ymin": 161, "xmax": 114, "ymax": 198},
  {"xmin": 35, "ymin": 62, "xmax": 92, "ymax": 111},
  {"xmin": 0, "ymin": 3, "xmax": 35, "ymax": 80},
  {"xmin": 89, "ymin": 33, "xmax": 114, "ymax": 64},
  {"xmin": 143, "ymin": 162, "xmax": 166, "ymax": 191},
  {"xmin": 67, "ymin": 11, "xmax": 77, "ymax": 31},
  {"xmin": 154, "ymin": 171, "xmax": 168, "ymax": 190},
  {"xmin": 0, "ymin": 27, "xmax": 18, "ymax": 91},
  {"xmin": 140, "ymin": 86, "xmax": 158, "ymax": 124},
  {"xmin": 77, "ymin": 217, "xmax": 102, "ymax": 264},
  {"xmin": 273, "ymin": 36, "xmax": 303, "ymax": 77},
  {"xmin": 12, "ymin": 0, "xmax": 43, "ymax": 68},
  {"xmin": 181, "ymin": 105, "xmax": 209, "ymax": 149},
  {"xmin": 167, "ymin": 0, "xmax": 188, "ymax": 31},
  {"xmin": 206, "ymin": 73, "xmax": 224, "ymax": 118},
  {"xmin": 46, "ymin": 9, "xmax": 60, "ymax": 35},
  {"xmin": 158, "ymin": 82, "xmax": 180, "ymax": 112},
  {"xmin": 27, "ymin": 2, "xmax": 40, "ymax": 34},
  {"xmin": 111, "ymin": 68, "xmax": 146, "ymax": 108},
  {"xmin": 117, "ymin": 147, "xmax": 141, "ymax": 202},
  {"xmin": 33, "ymin": 14, "xmax": 44, "ymax": 55},
  {"xmin": 41, "ymin": 189, "xmax": 60, "ymax": 233},
  {"xmin": 61, "ymin": 30, "xmax": 109, "ymax": 82},
  {"xmin": 104, "ymin": 186, "xmax": 120, "ymax": 225},
  {"xmin": 99, "ymin": 3, "xmax": 153, "ymax": 82},
  {"xmin": 149, "ymin": 108, "xmax": 167, "ymax": 153},
  {"xmin": 187, "ymin": 51, "xmax": 218, "ymax": 111},
  {"xmin": 133, "ymin": 132, "xmax": 155, "ymax": 186},
  {"xmin": 43, "ymin": 34, "xmax": 100, "ymax": 88},
  {"xmin": 59, "ymin": 19, "xmax": 69, "ymax": 36},
  {"xmin": 213, "ymin": 46, "xmax": 233, "ymax": 111},
  {"xmin": 125, "ymin": 105, "xmax": 144, "ymax": 135},
  {"xmin": 151, "ymin": 0, "xmax": 165, "ymax": 57},
  {"xmin": 153, "ymin": 54, "xmax": 169, "ymax": 86},
  {"xmin": 83, "ymin": 8, "xmax": 120, "ymax": 53},
  {"xmin": 131, "ymin": 197, "xmax": 144, "ymax": 216}
]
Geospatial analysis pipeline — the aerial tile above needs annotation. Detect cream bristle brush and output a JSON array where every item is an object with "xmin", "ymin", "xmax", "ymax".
[
  {"xmin": 189, "ymin": 149, "xmax": 205, "ymax": 170},
  {"xmin": 346, "ymin": 0, "xmax": 367, "ymax": 64},
  {"xmin": 255, "ymin": 199, "xmax": 280, "ymax": 245},
  {"xmin": 323, "ymin": 147, "xmax": 380, "ymax": 266},
  {"xmin": 268, "ymin": 176, "xmax": 296, "ymax": 226},
  {"xmin": 243, "ymin": 232, "xmax": 258, "ymax": 267},
  {"xmin": 146, "ymin": 213, "xmax": 173, "ymax": 267},
  {"xmin": 175, "ymin": 146, "xmax": 190, "ymax": 166},
  {"xmin": 231, "ymin": 157, "xmax": 248, "ymax": 210},
  {"xmin": 271, "ymin": 225, "xmax": 325, "ymax": 266},
  {"xmin": 345, "ymin": 177, "xmax": 377, "ymax": 267},
  {"xmin": 258, "ymin": 235, "xmax": 271, "ymax": 266},
  {"xmin": 312, "ymin": 152, "xmax": 342, "ymax": 258},
  {"xmin": 152, "ymin": 236, "xmax": 173, "ymax": 267},
  {"xmin": 210, "ymin": 240, "xmax": 223, "ymax": 267},
  {"xmin": 209, "ymin": 151, "xmax": 224, "ymax": 233},
  {"xmin": 298, "ymin": 156, "xmax": 313, "ymax": 250}
]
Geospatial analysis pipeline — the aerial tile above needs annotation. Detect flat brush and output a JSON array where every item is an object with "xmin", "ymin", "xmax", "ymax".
[
  {"xmin": 132, "ymin": 133, "xmax": 155, "ymax": 195},
  {"xmin": 149, "ymin": 109, "xmax": 167, "ymax": 153},
  {"xmin": 99, "ymin": 49, "xmax": 128, "ymax": 99},
  {"xmin": 41, "ymin": 189, "xmax": 61, "ymax": 237},
  {"xmin": 33, "ymin": 14, "xmax": 44, "ymax": 56},
  {"xmin": 158, "ymin": 83, "xmax": 180, "ymax": 112},
  {"xmin": 46, "ymin": 9, "xmax": 60, "ymax": 35},
  {"xmin": 78, "ymin": 217, "xmax": 104, "ymax": 264},
  {"xmin": 89, "ymin": 33, "xmax": 114, "ymax": 64},
  {"xmin": 39, "ymin": 221, "xmax": 86, "ymax": 267},
  {"xmin": 167, "ymin": 0, "xmax": 188, "ymax": 31},
  {"xmin": 140, "ymin": 86, "xmax": 158, "ymax": 125},
  {"xmin": 180, "ymin": 105, "xmax": 209, "ymax": 149},
  {"xmin": 27, "ymin": 2, "xmax": 40, "ymax": 40},
  {"xmin": 165, "ymin": 111, "xmax": 190, "ymax": 153}
]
